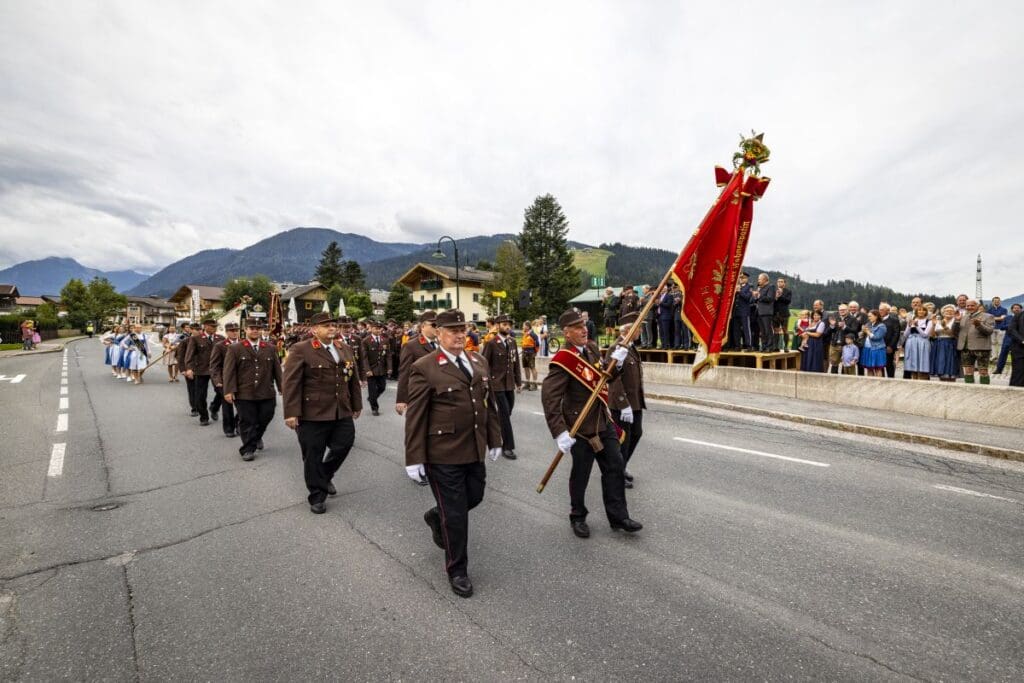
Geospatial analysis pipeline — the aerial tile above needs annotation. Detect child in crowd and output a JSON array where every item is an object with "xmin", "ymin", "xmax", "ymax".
[
  {"xmin": 795, "ymin": 310, "xmax": 811, "ymax": 351},
  {"xmin": 841, "ymin": 333, "xmax": 859, "ymax": 375}
]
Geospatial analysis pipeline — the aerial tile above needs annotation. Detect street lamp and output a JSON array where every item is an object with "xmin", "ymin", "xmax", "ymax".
[{"xmin": 432, "ymin": 235, "xmax": 460, "ymax": 309}]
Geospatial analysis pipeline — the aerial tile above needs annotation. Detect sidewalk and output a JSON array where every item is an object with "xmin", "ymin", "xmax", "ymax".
[
  {"xmin": 642, "ymin": 380, "xmax": 1024, "ymax": 462},
  {"xmin": 0, "ymin": 336, "xmax": 87, "ymax": 359}
]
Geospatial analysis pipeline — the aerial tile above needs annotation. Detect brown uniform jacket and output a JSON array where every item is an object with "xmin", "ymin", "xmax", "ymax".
[
  {"xmin": 482, "ymin": 334, "xmax": 522, "ymax": 391},
  {"xmin": 618, "ymin": 292, "xmax": 640, "ymax": 318},
  {"xmin": 173, "ymin": 333, "xmax": 189, "ymax": 366},
  {"xmin": 340, "ymin": 334, "xmax": 365, "ymax": 381},
  {"xmin": 396, "ymin": 335, "xmax": 437, "ymax": 403},
  {"xmin": 608, "ymin": 344, "xmax": 646, "ymax": 411},
  {"xmin": 282, "ymin": 338, "xmax": 362, "ymax": 421},
  {"xmin": 209, "ymin": 339, "xmax": 235, "ymax": 387},
  {"xmin": 360, "ymin": 334, "xmax": 391, "ymax": 377},
  {"xmin": 223, "ymin": 339, "xmax": 283, "ymax": 400},
  {"xmin": 184, "ymin": 333, "xmax": 224, "ymax": 376},
  {"xmin": 404, "ymin": 349, "xmax": 501, "ymax": 466},
  {"xmin": 541, "ymin": 341, "xmax": 625, "ymax": 440},
  {"xmin": 956, "ymin": 312, "xmax": 994, "ymax": 351}
]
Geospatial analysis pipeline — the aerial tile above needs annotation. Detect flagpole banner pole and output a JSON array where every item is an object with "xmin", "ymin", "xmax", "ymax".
[{"xmin": 537, "ymin": 133, "xmax": 771, "ymax": 494}]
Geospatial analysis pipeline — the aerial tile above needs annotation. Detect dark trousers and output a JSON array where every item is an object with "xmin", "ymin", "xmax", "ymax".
[
  {"xmin": 185, "ymin": 377, "xmax": 197, "ymax": 412},
  {"xmin": 658, "ymin": 317, "xmax": 673, "ymax": 349},
  {"xmin": 426, "ymin": 462, "xmax": 486, "ymax": 578},
  {"xmin": 213, "ymin": 386, "xmax": 235, "ymax": 433},
  {"xmin": 568, "ymin": 425, "xmax": 629, "ymax": 524},
  {"xmin": 647, "ymin": 315, "xmax": 658, "ymax": 348},
  {"xmin": 757, "ymin": 315, "xmax": 774, "ymax": 351},
  {"xmin": 367, "ymin": 375, "xmax": 387, "ymax": 411},
  {"xmin": 995, "ymin": 337, "xmax": 1012, "ymax": 373},
  {"xmin": 611, "ymin": 408, "xmax": 644, "ymax": 465},
  {"xmin": 390, "ymin": 353, "xmax": 400, "ymax": 380},
  {"xmin": 1010, "ymin": 346, "xmax": 1024, "ymax": 387},
  {"xmin": 493, "ymin": 390, "xmax": 516, "ymax": 450},
  {"xmin": 729, "ymin": 315, "xmax": 751, "ymax": 349},
  {"xmin": 193, "ymin": 375, "xmax": 211, "ymax": 420},
  {"xmin": 885, "ymin": 351, "xmax": 896, "ymax": 378},
  {"xmin": 296, "ymin": 418, "xmax": 355, "ymax": 504},
  {"xmin": 236, "ymin": 398, "xmax": 275, "ymax": 454}
]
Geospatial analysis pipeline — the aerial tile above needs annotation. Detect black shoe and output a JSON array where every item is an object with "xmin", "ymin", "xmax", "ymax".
[
  {"xmin": 310, "ymin": 501, "xmax": 327, "ymax": 514},
  {"xmin": 502, "ymin": 449, "xmax": 517, "ymax": 460},
  {"xmin": 241, "ymin": 451, "xmax": 255, "ymax": 461},
  {"xmin": 210, "ymin": 407, "xmax": 219, "ymax": 421},
  {"xmin": 190, "ymin": 410, "xmax": 199, "ymax": 417},
  {"xmin": 224, "ymin": 431, "xmax": 235, "ymax": 438},
  {"xmin": 624, "ymin": 479, "xmax": 633, "ymax": 489},
  {"xmin": 610, "ymin": 518, "xmax": 643, "ymax": 533},
  {"xmin": 623, "ymin": 469, "xmax": 634, "ymax": 482},
  {"xmin": 327, "ymin": 482, "xmax": 337, "ymax": 496},
  {"xmin": 424, "ymin": 508, "xmax": 444, "ymax": 549},
  {"xmin": 449, "ymin": 575, "xmax": 473, "ymax": 598},
  {"xmin": 199, "ymin": 419, "xmax": 210, "ymax": 426},
  {"xmin": 372, "ymin": 409, "xmax": 380, "ymax": 416},
  {"xmin": 256, "ymin": 439, "xmax": 264, "ymax": 450},
  {"xmin": 571, "ymin": 519, "xmax": 591, "ymax": 538}
]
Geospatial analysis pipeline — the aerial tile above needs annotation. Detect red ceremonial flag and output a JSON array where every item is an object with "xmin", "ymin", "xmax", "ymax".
[{"xmin": 672, "ymin": 163, "xmax": 770, "ymax": 380}]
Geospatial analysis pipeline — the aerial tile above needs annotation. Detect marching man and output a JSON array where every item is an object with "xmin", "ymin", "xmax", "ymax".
[
  {"xmin": 541, "ymin": 308, "xmax": 642, "ymax": 539},
  {"xmin": 481, "ymin": 313, "xmax": 522, "ymax": 459},
  {"xmin": 607, "ymin": 312, "xmax": 646, "ymax": 488},
  {"xmin": 223, "ymin": 320, "xmax": 283, "ymax": 461},
  {"xmin": 404, "ymin": 309, "xmax": 502, "ymax": 598}
]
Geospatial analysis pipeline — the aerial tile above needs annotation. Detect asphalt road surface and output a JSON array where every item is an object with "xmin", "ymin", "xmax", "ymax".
[{"xmin": 2, "ymin": 338, "xmax": 1022, "ymax": 681}]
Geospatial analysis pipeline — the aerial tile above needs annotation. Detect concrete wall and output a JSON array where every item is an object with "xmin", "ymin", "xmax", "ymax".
[{"xmin": 535, "ymin": 358, "xmax": 1024, "ymax": 428}]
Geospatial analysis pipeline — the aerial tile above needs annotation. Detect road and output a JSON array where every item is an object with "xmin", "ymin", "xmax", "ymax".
[{"xmin": 2, "ymin": 338, "xmax": 1022, "ymax": 681}]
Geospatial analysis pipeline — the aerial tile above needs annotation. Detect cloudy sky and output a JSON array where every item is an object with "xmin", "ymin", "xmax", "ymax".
[{"xmin": 1, "ymin": 1, "xmax": 1021, "ymax": 296}]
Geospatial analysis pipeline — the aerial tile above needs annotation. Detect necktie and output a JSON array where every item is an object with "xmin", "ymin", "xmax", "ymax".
[
  {"xmin": 455, "ymin": 356, "xmax": 472, "ymax": 382},
  {"xmin": 429, "ymin": 341, "xmax": 436, "ymax": 350},
  {"xmin": 328, "ymin": 344, "xmax": 340, "ymax": 363}
]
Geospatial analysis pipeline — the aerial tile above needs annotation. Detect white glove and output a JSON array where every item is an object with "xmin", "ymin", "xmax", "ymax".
[
  {"xmin": 619, "ymin": 406, "xmax": 634, "ymax": 424},
  {"xmin": 555, "ymin": 431, "xmax": 576, "ymax": 455},
  {"xmin": 487, "ymin": 447, "xmax": 502, "ymax": 462},
  {"xmin": 610, "ymin": 345, "xmax": 629, "ymax": 363},
  {"xmin": 405, "ymin": 464, "xmax": 425, "ymax": 482}
]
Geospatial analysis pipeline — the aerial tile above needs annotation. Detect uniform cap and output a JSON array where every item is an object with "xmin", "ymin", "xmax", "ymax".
[
  {"xmin": 308, "ymin": 312, "xmax": 337, "ymax": 325},
  {"xmin": 558, "ymin": 308, "xmax": 584, "ymax": 328},
  {"xmin": 200, "ymin": 318, "xmax": 217, "ymax": 326},
  {"xmin": 224, "ymin": 322, "xmax": 240, "ymax": 331},
  {"xmin": 494, "ymin": 314, "xmax": 512, "ymax": 324},
  {"xmin": 418, "ymin": 311, "xmax": 437, "ymax": 324},
  {"xmin": 436, "ymin": 309, "xmax": 467, "ymax": 327}
]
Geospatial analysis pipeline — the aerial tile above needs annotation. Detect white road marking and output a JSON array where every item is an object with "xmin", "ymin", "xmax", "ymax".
[
  {"xmin": 673, "ymin": 437, "xmax": 831, "ymax": 468},
  {"xmin": 933, "ymin": 484, "xmax": 1020, "ymax": 505},
  {"xmin": 47, "ymin": 443, "xmax": 66, "ymax": 477},
  {"xmin": 60, "ymin": 377, "xmax": 67, "ymax": 386},
  {"xmin": 0, "ymin": 374, "xmax": 27, "ymax": 383},
  {"xmin": 60, "ymin": 386, "xmax": 68, "ymax": 395},
  {"xmin": 59, "ymin": 397, "xmax": 68, "ymax": 410},
  {"xmin": 56, "ymin": 413, "xmax": 68, "ymax": 432}
]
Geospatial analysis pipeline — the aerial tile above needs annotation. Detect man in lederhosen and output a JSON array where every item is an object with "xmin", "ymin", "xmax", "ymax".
[
  {"xmin": 481, "ymin": 313, "xmax": 522, "ymax": 459},
  {"xmin": 224, "ymin": 320, "xmax": 283, "ymax": 461},
  {"xmin": 183, "ymin": 318, "xmax": 224, "ymax": 426},
  {"xmin": 360, "ymin": 319, "xmax": 391, "ymax": 416},
  {"xmin": 541, "ymin": 308, "xmax": 642, "ymax": 539},
  {"xmin": 209, "ymin": 322, "xmax": 241, "ymax": 438},
  {"xmin": 608, "ymin": 312, "xmax": 646, "ymax": 489},
  {"xmin": 404, "ymin": 309, "xmax": 502, "ymax": 597},
  {"xmin": 282, "ymin": 312, "xmax": 362, "ymax": 514}
]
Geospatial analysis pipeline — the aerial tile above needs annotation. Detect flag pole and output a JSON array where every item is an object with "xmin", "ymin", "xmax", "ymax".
[{"xmin": 537, "ymin": 166, "xmax": 746, "ymax": 493}]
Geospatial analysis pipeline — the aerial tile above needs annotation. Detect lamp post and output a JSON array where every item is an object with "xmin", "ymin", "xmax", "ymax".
[{"xmin": 432, "ymin": 235, "xmax": 460, "ymax": 310}]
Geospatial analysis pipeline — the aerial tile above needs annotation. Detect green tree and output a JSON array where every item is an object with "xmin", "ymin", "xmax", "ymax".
[
  {"xmin": 34, "ymin": 302, "xmax": 62, "ymax": 328},
  {"xmin": 315, "ymin": 241, "xmax": 345, "ymax": 288},
  {"xmin": 327, "ymin": 286, "xmax": 372, "ymax": 320},
  {"xmin": 60, "ymin": 278, "xmax": 91, "ymax": 328},
  {"xmin": 222, "ymin": 275, "xmax": 273, "ymax": 311},
  {"xmin": 85, "ymin": 277, "xmax": 128, "ymax": 326},
  {"xmin": 340, "ymin": 260, "xmax": 366, "ymax": 291},
  {"xmin": 480, "ymin": 241, "xmax": 527, "ymax": 317},
  {"xmin": 384, "ymin": 283, "xmax": 415, "ymax": 322},
  {"xmin": 518, "ymin": 194, "xmax": 581, "ymax": 319},
  {"xmin": 326, "ymin": 284, "xmax": 346, "ymax": 313}
]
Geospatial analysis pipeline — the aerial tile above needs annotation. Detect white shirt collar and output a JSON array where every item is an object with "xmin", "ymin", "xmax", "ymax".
[{"xmin": 438, "ymin": 345, "xmax": 471, "ymax": 374}]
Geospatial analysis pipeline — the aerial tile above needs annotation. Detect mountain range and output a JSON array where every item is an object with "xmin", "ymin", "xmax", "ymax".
[{"xmin": 0, "ymin": 257, "xmax": 148, "ymax": 295}]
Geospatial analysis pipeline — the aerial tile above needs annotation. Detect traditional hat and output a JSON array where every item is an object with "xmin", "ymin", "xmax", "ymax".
[
  {"xmin": 308, "ymin": 312, "xmax": 336, "ymax": 325},
  {"xmin": 418, "ymin": 310, "xmax": 437, "ymax": 324},
  {"xmin": 337, "ymin": 315, "xmax": 353, "ymax": 325},
  {"xmin": 494, "ymin": 314, "xmax": 512, "ymax": 324},
  {"xmin": 367, "ymin": 318, "xmax": 383, "ymax": 327},
  {"xmin": 386, "ymin": 318, "xmax": 397, "ymax": 325},
  {"xmin": 436, "ymin": 309, "xmax": 467, "ymax": 327},
  {"xmin": 558, "ymin": 308, "xmax": 584, "ymax": 328},
  {"xmin": 224, "ymin": 322, "xmax": 240, "ymax": 331},
  {"xmin": 618, "ymin": 312, "xmax": 639, "ymax": 326},
  {"xmin": 200, "ymin": 318, "xmax": 217, "ymax": 326}
]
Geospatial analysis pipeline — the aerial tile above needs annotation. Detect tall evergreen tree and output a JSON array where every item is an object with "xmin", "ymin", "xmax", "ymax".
[
  {"xmin": 384, "ymin": 283, "xmax": 415, "ymax": 322},
  {"xmin": 517, "ymin": 194, "xmax": 581, "ymax": 319},
  {"xmin": 340, "ymin": 260, "xmax": 366, "ymax": 291},
  {"xmin": 315, "ymin": 241, "xmax": 344, "ymax": 288}
]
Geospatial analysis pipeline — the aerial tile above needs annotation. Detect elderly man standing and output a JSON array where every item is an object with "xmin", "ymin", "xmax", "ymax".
[
  {"xmin": 404, "ymin": 309, "xmax": 502, "ymax": 598},
  {"xmin": 956, "ymin": 299, "xmax": 995, "ymax": 384}
]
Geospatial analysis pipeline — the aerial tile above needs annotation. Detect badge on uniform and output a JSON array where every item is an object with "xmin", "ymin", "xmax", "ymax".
[{"xmin": 437, "ymin": 353, "xmax": 448, "ymax": 366}]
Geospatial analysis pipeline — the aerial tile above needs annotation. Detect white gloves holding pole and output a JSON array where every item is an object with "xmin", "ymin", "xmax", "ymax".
[
  {"xmin": 619, "ymin": 406, "xmax": 634, "ymax": 424},
  {"xmin": 488, "ymin": 447, "xmax": 503, "ymax": 462},
  {"xmin": 555, "ymin": 431, "xmax": 576, "ymax": 455},
  {"xmin": 610, "ymin": 345, "xmax": 629, "ymax": 364}
]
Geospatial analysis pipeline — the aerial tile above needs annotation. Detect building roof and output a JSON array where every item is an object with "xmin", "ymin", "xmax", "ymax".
[
  {"xmin": 125, "ymin": 295, "xmax": 174, "ymax": 309},
  {"xmin": 40, "ymin": 295, "xmax": 62, "ymax": 305},
  {"xmin": 0, "ymin": 284, "xmax": 19, "ymax": 297},
  {"xmin": 396, "ymin": 263, "xmax": 496, "ymax": 288},
  {"xmin": 280, "ymin": 283, "xmax": 327, "ymax": 300},
  {"xmin": 15, "ymin": 296, "xmax": 46, "ymax": 307},
  {"xmin": 168, "ymin": 284, "xmax": 225, "ymax": 304}
]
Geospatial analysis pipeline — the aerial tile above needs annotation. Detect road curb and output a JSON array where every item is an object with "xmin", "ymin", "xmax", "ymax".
[
  {"xmin": 0, "ymin": 336, "xmax": 88, "ymax": 359},
  {"xmin": 646, "ymin": 391, "xmax": 1024, "ymax": 463}
]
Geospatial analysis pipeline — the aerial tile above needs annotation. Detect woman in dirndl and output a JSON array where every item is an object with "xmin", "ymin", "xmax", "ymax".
[
  {"xmin": 931, "ymin": 305, "xmax": 959, "ymax": 382},
  {"xmin": 902, "ymin": 307, "xmax": 934, "ymax": 380}
]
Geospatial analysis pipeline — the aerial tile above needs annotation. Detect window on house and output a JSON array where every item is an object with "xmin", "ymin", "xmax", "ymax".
[
  {"xmin": 304, "ymin": 301, "xmax": 312, "ymax": 310},
  {"xmin": 473, "ymin": 293, "xmax": 480, "ymax": 303}
]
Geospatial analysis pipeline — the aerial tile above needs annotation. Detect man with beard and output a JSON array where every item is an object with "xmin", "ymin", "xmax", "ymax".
[
  {"xmin": 282, "ymin": 312, "xmax": 362, "ymax": 513},
  {"xmin": 224, "ymin": 321, "xmax": 283, "ymax": 461},
  {"xmin": 482, "ymin": 313, "xmax": 522, "ymax": 459}
]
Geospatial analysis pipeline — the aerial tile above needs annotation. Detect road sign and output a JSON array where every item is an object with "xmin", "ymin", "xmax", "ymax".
[{"xmin": 491, "ymin": 290, "xmax": 507, "ymax": 298}]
